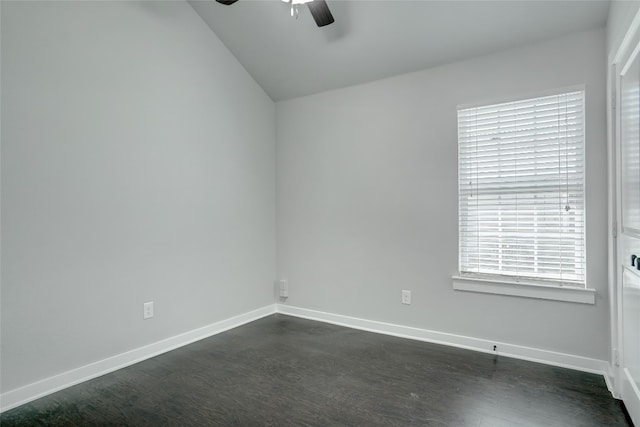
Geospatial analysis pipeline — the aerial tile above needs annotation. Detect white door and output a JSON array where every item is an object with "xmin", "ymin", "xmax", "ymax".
[{"xmin": 616, "ymin": 28, "xmax": 640, "ymax": 426}]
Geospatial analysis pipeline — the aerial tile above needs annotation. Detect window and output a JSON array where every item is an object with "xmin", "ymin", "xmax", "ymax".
[{"xmin": 457, "ymin": 90, "xmax": 586, "ymax": 288}]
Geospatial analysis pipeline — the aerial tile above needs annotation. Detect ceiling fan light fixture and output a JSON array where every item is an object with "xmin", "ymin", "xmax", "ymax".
[
  {"xmin": 217, "ymin": 0, "xmax": 333, "ymax": 28},
  {"xmin": 287, "ymin": 0, "xmax": 313, "ymax": 18},
  {"xmin": 288, "ymin": 0, "xmax": 312, "ymax": 19}
]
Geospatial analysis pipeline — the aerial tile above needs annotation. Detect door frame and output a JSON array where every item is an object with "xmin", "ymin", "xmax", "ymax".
[{"xmin": 608, "ymin": 5, "xmax": 640, "ymax": 403}]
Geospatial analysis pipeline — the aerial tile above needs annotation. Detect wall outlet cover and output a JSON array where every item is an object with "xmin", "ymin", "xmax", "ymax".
[
  {"xmin": 279, "ymin": 279, "xmax": 289, "ymax": 298},
  {"xmin": 402, "ymin": 290, "xmax": 411, "ymax": 305},
  {"xmin": 143, "ymin": 301, "xmax": 154, "ymax": 319}
]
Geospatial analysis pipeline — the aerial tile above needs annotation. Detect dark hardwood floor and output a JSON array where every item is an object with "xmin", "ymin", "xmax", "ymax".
[{"xmin": 0, "ymin": 314, "xmax": 631, "ymax": 426}]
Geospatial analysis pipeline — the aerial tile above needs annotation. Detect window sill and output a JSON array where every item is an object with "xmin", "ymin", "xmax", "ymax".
[{"xmin": 451, "ymin": 275, "xmax": 596, "ymax": 304}]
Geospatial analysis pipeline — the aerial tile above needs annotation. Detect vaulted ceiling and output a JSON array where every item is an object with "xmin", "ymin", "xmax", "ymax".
[{"xmin": 189, "ymin": 0, "xmax": 610, "ymax": 101}]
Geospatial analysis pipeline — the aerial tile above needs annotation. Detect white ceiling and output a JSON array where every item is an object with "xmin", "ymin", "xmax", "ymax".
[{"xmin": 189, "ymin": 0, "xmax": 610, "ymax": 102}]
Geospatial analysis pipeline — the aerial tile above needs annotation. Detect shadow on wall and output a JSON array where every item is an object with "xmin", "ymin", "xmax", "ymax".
[{"xmin": 320, "ymin": 1, "xmax": 350, "ymax": 43}]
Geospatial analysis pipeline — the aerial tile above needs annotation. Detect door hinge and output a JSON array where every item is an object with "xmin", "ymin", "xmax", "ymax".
[
  {"xmin": 612, "ymin": 221, "xmax": 618, "ymax": 238},
  {"xmin": 613, "ymin": 348, "xmax": 620, "ymax": 367},
  {"xmin": 612, "ymin": 90, "xmax": 617, "ymax": 110}
]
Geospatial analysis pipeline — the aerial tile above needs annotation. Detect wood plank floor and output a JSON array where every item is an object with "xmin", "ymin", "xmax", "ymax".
[{"xmin": 0, "ymin": 314, "xmax": 632, "ymax": 426}]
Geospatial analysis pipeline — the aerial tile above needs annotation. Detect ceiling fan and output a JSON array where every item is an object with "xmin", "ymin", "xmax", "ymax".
[{"xmin": 215, "ymin": 0, "xmax": 335, "ymax": 28}]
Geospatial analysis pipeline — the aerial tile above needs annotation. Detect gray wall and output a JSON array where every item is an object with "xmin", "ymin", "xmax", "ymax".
[
  {"xmin": 276, "ymin": 29, "xmax": 609, "ymax": 360},
  {"xmin": 1, "ymin": 1, "xmax": 276, "ymax": 393}
]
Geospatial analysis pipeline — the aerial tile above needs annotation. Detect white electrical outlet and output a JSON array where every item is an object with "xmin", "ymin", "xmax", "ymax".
[
  {"xmin": 402, "ymin": 290, "xmax": 411, "ymax": 305},
  {"xmin": 143, "ymin": 301, "xmax": 154, "ymax": 319},
  {"xmin": 279, "ymin": 279, "xmax": 288, "ymax": 298}
]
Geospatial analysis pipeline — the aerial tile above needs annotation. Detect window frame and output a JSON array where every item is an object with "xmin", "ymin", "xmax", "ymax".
[{"xmin": 453, "ymin": 86, "xmax": 595, "ymax": 304}]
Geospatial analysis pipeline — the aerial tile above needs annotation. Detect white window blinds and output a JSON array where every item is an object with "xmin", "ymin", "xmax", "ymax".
[{"xmin": 458, "ymin": 90, "xmax": 586, "ymax": 286}]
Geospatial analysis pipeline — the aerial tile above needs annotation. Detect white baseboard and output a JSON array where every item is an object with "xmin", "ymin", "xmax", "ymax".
[
  {"xmin": 276, "ymin": 304, "xmax": 611, "ymax": 377},
  {"xmin": 622, "ymin": 368, "xmax": 640, "ymax": 426},
  {"xmin": 605, "ymin": 365, "xmax": 620, "ymax": 398},
  {"xmin": 0, "ymin": 304, "xmax": 276, "ymax": 413},
  {"xmin": 1, "ymin": 302, "xmax": 614, "ymax": 414}
]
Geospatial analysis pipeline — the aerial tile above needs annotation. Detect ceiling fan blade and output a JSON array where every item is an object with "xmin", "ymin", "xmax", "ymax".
[
  {"xmin": 307, "ymin": 0, "xmax": 334, "ymax": 27},
  {"xmin": 216, "ymin": 0, "xmax": 239, "ymax": 5}
]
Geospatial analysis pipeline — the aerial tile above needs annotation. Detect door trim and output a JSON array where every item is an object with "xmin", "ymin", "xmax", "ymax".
[{"xmin": 609, "ymin": 5, "xmax": 640, "ymax": 419}]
